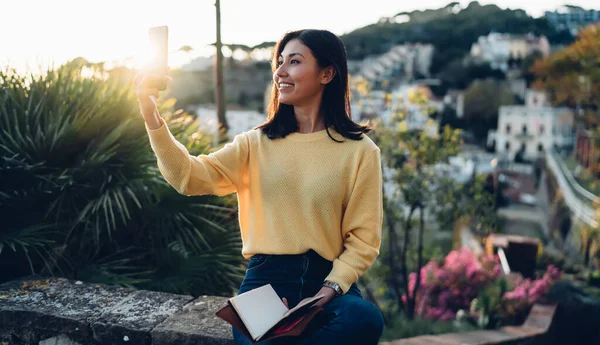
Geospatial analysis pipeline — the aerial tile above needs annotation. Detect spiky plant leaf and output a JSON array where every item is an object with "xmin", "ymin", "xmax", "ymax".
[{"xmin": 0, "ymin": 64, "xmax": 244, "ymax": 296}]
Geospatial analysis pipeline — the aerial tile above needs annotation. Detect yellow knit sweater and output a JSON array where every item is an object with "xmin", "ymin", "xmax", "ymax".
[{"xmin": 145, "ymin": 119, "xmax": 383, "ymax": 293}]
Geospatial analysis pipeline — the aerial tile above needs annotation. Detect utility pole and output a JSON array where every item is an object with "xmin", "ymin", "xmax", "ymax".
[{"xmin": 214, "ymin": 0, "xmax": 228, "ymax": 141}]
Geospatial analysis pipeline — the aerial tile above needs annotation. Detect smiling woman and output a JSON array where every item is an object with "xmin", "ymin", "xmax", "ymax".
[
  {"xmin": 258, "ymin": 29, "xmax": 373, "ymax": 141},
  {"xmin": 139, "ymin": 28, "xmax": 384, "ymax": 345}
]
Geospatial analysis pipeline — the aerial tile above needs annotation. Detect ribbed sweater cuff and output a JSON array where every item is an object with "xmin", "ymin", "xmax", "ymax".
[{"xmin": 324, "ymin": 260, "xmax": 359, "ymax": 294}]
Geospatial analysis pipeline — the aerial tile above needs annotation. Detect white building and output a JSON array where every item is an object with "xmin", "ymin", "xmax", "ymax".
[
  {"xmin": 470, "ymin": 33, "xmax": 550, "ymax": 72},
  {"xmin": 545, "ymin": 6, "xmax": 600, "ymax": 36},
  {"xmin": 350, "ymin": 43, "xmax": 434, "ymax": 84},
  {"xmin": 443, "ymin": 89, "xmax": 465, "ymax": 118},
  {"xmin": 487, "ymin": 89, "xmax": 575, "ymax": 160}
]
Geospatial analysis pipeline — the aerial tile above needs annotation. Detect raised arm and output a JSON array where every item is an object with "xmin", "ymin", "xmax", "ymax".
[
  {"xmin": 145, "ymin": 120, "xmax": 249, "ymax": 196},
  {"xmin": 135, "ymin": 74, "xmax": 248, "ymax": 196}
]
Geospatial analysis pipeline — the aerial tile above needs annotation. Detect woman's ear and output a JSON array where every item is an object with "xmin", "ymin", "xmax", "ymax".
[{"xmin": 321, "ymin": 66, "xmax": 336, "ymax": 85}]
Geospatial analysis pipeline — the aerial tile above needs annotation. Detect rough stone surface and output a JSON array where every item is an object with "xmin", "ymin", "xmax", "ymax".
[
  {"xmin": 38, "ymin": 334, "xmax": 82, "ymax": 345},
  {"xmin": 0, "ymin": 276, "xmax": 100, "ymax": 344},
  {"xmin": 152, "ymin": 295, "xmax": 234, "ymax": 345},
  {"xmin": 89, "ymin": 289, "xmax": 193, "ymax": 345},
  {"xmin": 0, "ymin": 276, "xmax": 193, "ymax": 345}
]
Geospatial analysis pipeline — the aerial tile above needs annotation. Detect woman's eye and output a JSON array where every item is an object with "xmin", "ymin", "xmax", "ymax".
[{"xmin": 276, "ymin": 59, "xmax": 299, "ymax": 66}]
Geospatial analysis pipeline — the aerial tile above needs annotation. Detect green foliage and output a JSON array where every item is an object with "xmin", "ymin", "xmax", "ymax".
[
  {"xmin": 0, "ymin": 65, "xmax": 245, "ymax": 296},
  {"xmin": 356, "ymin": 78, "xmax": 498, "ymax": 320},
  {"xmin": 341, "ymin": 2, "xmax": 573, "ymax": 74},
  {"xmin": 578, "ymin": 223, "xmax": 600, "ymax": 268},
  {"xmin": 439, "ymin": 60, "xmax": 506, "ymax": 91},
  {"xmin": 532, "ymin": 22, "xmax": 600, "ymax": 129},
  {"xmin": 473, "ymin": 277, "xmax": 509, "ymax": 328},
  {"xmin": 520, "ymin": 51, "xmax": 544, "ymax": 86},
  {"xmin": 463, "ymin": 78, "xmax": 514, "ymax": 141}
]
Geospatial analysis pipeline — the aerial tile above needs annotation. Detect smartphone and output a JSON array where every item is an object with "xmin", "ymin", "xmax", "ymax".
[{"xmin": 146, "ymin": 25, "xmax": 169, "ymax": 90}]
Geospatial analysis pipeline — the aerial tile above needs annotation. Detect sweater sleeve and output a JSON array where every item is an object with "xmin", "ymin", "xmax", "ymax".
[
  {"xmin": 324, "ymin": 148, "xmax": 383, "ymax": 293},
  {"xmin": 145, "ymin": 119, "xmax": 249, "ymax": 196}
]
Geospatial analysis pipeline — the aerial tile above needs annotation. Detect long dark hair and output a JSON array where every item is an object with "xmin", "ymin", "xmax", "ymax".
[{"xmin": 256, "ymin": 29, "xmax": 373, "ymax": 142}]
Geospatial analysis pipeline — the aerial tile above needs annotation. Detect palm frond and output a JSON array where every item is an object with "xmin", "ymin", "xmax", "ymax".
[{"xmin": 1, "ymin": 65, "xmax": 244, "ymax": 295}]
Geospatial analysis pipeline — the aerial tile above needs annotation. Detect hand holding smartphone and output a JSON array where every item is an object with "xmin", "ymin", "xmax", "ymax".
[{"xmin": 134, "ymin": 25, "xmax": 170, "ymax": 129}]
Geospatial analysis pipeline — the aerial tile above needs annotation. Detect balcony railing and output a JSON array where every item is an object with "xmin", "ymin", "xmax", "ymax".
[{"xmin": 546, "ymin": 149, "xmax": 598, "ymax": 228}]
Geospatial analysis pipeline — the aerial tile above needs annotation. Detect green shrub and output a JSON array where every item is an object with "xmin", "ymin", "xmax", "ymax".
[{"xmin": 0, "ymin": 65, "xmax": 244, "ymax": 296}]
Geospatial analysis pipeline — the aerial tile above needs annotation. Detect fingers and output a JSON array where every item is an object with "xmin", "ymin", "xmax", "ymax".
[
  {"xmin": 282, "ymin": 297, "xmax": 288, "ymax": 308},
  {"xmin": 135, "ymin": 78, "xmax": 159, "ymax": 99},
  {"xmin": 134, "ymin": 74, "xmax": 172, "ymax": 95}
]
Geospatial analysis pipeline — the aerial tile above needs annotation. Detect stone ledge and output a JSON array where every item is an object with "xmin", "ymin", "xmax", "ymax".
[
  {"xmin": 0, "ymin": 276, "xmax": 563, "ymax": 345},
  {"xmin": 0, "ymin": 276, "xmax": 231, "ymax": 345},
  {"xmin": 151, "ymin": 295, "xmax": 233, "ymax": 345}
]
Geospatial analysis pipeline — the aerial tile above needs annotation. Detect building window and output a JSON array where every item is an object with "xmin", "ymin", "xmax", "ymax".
[
  {"xmin": 538, "ymin": 143, "xmax": 544, "ymax": 152},
  {"xmin": 540, "ymin": 124, "xmax": 545, "ymax": 135},
  {"xmin": 505, "ymin": 142, "xmax": 511, "ymax": 151},
  {"xmin": 506, "ymin": 124, "xmax": 511, "ymax": 134},
  {"xmin": 522, "ymin": 125, "xmax": 527, "ymax": 135}
]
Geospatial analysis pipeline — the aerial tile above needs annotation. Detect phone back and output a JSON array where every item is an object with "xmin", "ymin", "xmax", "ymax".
[{"xmin": 148, "ymin": 25, "xmax": 169, "ymax": 75}]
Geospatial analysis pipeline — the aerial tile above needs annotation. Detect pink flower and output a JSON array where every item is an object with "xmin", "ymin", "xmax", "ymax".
[
  {"xmin": 404, "ymin": 248, "xmax": 562, "ymax": 322},
  {"xmin": 438, "ymin": 291, "xmax": 453, "ymax": 308},
  {"xmin": 439, "ymin": 310, "xmax": 456, "ymax": 321},
  {"xmin": 424, "ymin": 307, "xmax": 445, "ymax": 319}
]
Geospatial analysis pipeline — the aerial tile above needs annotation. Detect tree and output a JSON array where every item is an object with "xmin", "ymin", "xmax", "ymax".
[
  {"xmin": 580, "ymin": 224, "xmax": 600, "ymax": 268},
  {"xmin": 532, "ymin": 23, "xmax": 600, "ymax": 177},
  {"xmin": 463, "ymin": 78, "xmax": 514, "ymax": 141},
  {"xmin": 531, "ymin": 22, "xmax": 600, "ymax": 128},
  {"xmin": 356, "ymin": 80, "xmax": 497, "ymax": 320},
  {"xmin": 580, "ymin": 205, "xmax": 600, "ymax": 267},
  {"xmin": 520, "ymin": 51, "xmax": 543, "ymax": 86},
  {"xmin": 214, "ymin": 0, "xmax": 229, "ymax": 137},
  {"xmin": 438, "ymin": 59, "xmax": 506, "ymax": 91}
]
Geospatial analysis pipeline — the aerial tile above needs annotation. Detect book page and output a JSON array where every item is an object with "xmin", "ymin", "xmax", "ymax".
[
  {"xmin": 282, "ymin": 293, "xmax": 326, "ymax": 318},
  {"xmin": 229, "ymin": 284, "xmax": 288, "ymax": 340}
]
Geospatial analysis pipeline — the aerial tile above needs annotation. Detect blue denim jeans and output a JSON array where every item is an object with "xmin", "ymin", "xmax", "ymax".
[{"xmin": 232, "ymin": 249, "xmax": 384, "ymax": 345}]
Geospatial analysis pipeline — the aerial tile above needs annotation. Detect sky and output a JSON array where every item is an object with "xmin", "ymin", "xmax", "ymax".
[{"xmin": 2, "ymin": 0, "xmax": 598, "ymax": 73}]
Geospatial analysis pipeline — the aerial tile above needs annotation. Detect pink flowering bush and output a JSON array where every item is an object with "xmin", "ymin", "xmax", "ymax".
[
  {"xmin": 502, "ymin": 265, "xmax": 562, "ymax": 318},
  {"xmin": 404, "ymin": 247, "xmax": 562, "ymax": 326},
  {"xmin": 403, "ymin": 247, "xmax": 502, "ymax": 321}
]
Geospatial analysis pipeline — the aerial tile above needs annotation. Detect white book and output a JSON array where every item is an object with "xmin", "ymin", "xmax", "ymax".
[{"xmin": 228, "ymin": 284, "xmax": 326, "ymax": 341}]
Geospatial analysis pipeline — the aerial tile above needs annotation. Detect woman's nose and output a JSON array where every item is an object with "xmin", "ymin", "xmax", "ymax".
[{"xmin": 274, "ymin": 64, "xmax": 288, "ymax": 79}]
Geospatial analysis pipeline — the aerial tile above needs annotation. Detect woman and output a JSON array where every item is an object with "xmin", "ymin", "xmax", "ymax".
[{"xmin": 136, "ymin": 29, "xmax": 384, "ymax": 345}]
